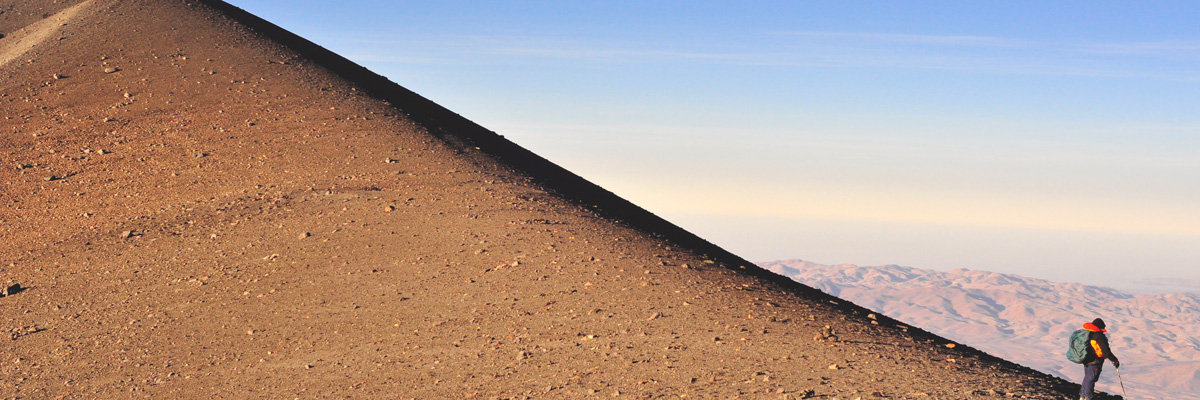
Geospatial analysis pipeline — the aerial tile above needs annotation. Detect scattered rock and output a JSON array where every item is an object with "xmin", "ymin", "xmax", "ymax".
[
  {"xmin": 827, "ymin": 363, "xmax": 839, "ymax": 370},
  {"xmin": 119, "ymin": 230, "xmax": 134, "ymax": 239},
  {"xmin": 52, "ymin": 73, "xmax": 64, "ymax": 79},
  {"xmin": 813, "ymin": 325, "xmax": 838, "ymax": 342},
  {"xmin": 8, "ymin": 325, "xmax": 40, "ymax": 340},
  {"xmin": 298, "ymin": 232, "xmax": 311, "ymax": 239},
  {"xmin": 945, "ymin": 343, "xmax": 956, "ymax": 349},
  {"xmin": 1, "ymin": 283, "xmax": 22, "ymax": 297},
  {"xmin": 383, "ymin": 205, "xmax": 395, "ymax": 212},
  {"xmin": 103, "ymin": 67, "xmax": 119, "ymax": 73}
]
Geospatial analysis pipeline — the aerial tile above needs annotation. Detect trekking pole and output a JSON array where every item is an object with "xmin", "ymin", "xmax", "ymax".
[{"xmin": 1115, "ymin": 366, "xmax": 1128, "ymax": 399}]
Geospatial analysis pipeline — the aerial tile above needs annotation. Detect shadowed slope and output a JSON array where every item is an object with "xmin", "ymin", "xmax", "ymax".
[{"xmin": 1, "ymin": 0, "xmax": 1110, "ymax": 398}]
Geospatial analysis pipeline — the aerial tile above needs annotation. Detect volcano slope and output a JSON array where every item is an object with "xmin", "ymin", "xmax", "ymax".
[{"xmin": 1, "ymin": 1, "xmax": 1110, "ymax": 398}]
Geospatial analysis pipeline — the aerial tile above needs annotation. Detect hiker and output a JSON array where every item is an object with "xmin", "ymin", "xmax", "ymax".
[{"xmin": 1078, "ymin": 318, "xmax": 1120, "ymax": 400}]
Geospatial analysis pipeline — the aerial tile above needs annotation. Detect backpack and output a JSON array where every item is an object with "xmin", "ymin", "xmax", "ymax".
[{"xmin": 1066, "ymin": 329, "xmax": 1091, "ymax": 363}]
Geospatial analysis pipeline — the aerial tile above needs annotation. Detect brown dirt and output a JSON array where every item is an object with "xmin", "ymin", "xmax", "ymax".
[{"xmin": 0, "ymin": 0, "xmax": 1115, "ymax": 398}]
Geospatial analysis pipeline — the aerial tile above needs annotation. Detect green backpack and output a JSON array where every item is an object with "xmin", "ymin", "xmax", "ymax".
[{"xmin": 1066, "ymin": 329, "xmax": 1091, "ymax": 363}]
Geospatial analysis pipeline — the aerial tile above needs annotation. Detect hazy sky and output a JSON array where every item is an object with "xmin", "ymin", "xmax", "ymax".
[{"xmin": 227, "ymin": 1, "xmax": 1200, "ymax": 292}]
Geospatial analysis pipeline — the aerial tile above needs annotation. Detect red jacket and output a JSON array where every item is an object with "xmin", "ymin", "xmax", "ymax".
[{"xmin": 1082, "ymin": 323, "xmax": 1119, "ymax": 366}]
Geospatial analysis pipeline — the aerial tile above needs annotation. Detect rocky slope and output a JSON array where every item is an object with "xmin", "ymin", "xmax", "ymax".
[
  {"xmin": 1, "ymin": 0, "xmax": 1113, "ymax": 398},
  {"xmin": 763, "ymin": 259, "xmax": 1200, "ymax": 400}
]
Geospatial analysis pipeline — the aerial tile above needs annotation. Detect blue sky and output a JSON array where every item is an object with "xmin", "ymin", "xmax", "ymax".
[{"xmin": 227, "ymin": 1, "xmax": 1200, "ymax": 292}]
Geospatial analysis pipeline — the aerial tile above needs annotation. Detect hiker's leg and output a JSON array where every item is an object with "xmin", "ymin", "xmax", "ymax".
[
  {"xmin": 1079, "ymin": 364, "xmax": 1093, "ymax": 399},
  {"xmin": 1079, "ymin": 364, "xmax": 1101, "ymax": 399}
]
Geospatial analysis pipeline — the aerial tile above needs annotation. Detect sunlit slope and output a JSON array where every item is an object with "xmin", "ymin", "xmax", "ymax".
[{"xmin": 1, "ymin": 0, "xmax": 1105, "ymax": 398}]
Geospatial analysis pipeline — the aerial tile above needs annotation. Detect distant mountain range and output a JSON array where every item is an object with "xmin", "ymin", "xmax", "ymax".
[{"xmin": 761, "ymin": 259, "xmax": 1200, "ymax": 400}]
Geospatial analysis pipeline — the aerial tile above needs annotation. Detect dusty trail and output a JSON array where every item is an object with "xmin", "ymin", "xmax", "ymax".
[{"xmin": 0, "ymin": 0, "xmax": 92, "ymax": 69}]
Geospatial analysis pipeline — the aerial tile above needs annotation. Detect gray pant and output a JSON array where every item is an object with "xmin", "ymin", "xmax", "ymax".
[{"xmin": 1080, "ymin": 363, "xmax": 1103, "ymax": 399}]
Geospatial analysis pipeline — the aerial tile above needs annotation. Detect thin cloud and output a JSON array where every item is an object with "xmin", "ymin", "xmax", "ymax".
[
  {"xmin": 1073, "ymin": 40, "xmax": 1200, "ymax": 57},
  {"xmin": 484, "ymin": 44, "xmax": 745, "ymax": 62},
  {"xmin": 325, "ymin": 33, "xmax": 748, "ymax": 64},
  {"xmin": 782, "ymin": 30, "xmax": 1200, "ymax": 59},
  {"xmin": 329, "ymin": 31, "xmax": 1200, "ymax": 81},
  {"xmin": 782, "ymin": 30, "xmax": 1020, "ymax": 48}
]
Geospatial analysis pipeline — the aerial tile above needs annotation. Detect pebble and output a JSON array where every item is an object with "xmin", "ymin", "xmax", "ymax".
[
  {"xmin": 103, "ymin": 67, "xmax": 119, "ymax": 73},
  {"xmin": 298, "ymin": 232, "xmax": 311, "ymax": 239},
  {"xmin": 120, "ymin": 230, "xmax": 134, "ymax": 239}
]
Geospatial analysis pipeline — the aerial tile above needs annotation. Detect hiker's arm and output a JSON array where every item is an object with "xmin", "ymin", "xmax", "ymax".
[{"xmin": 1098, "ymin": 335, "xmax": 1119, "ymax": 364}]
